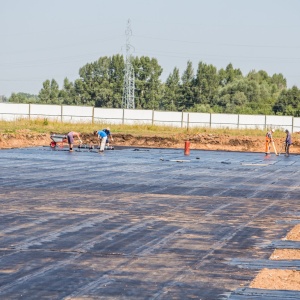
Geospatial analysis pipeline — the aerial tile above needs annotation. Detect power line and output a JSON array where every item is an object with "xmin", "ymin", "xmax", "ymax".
[{"xmin": 133, "ymin": 34, "xmax": 300, "ymax": 49}]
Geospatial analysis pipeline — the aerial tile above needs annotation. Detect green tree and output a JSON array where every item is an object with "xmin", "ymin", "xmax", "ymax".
[
  {"xmin": 50, "ymin": 79, "xmax": 60, "ymax": 104},
  {"xmin": 218, "ymin": 63, "xmax": 242, "ymax": 86},
  {"xmin": 178, "ymin": 61, "xmax": 195, "ymax": 110},
  {"xmin": 38, "ymin": 79, "xmax": 59, "ymax": 104},
  {"xmin": 34, "ymin": 54, "xmax": 293, "ymax": 115},
  {"xmin": 162, "ymin": 67, "xmax": 180, "ymax": 111},
  {"xmin": 217, "ymin": 78, "xmax": 260, "ymax": 113},
  {"xmin": 273, "ymin": 86, "xmax": 300, "ymax": 116},
  {"xmin": 271, "ymin": 73, "xmax": 287, "ymax": 90},
  {"xmin": 77, "ymin": 55, "xmax": 125, "ymax": 107},
  {"xmin": 59, "ymin": 78, "xmax": 76, "ymax": 105},
  {"xmin": 246, "ymin": 70, "xmax": 283, "ymax": 114},
  {"xmin": 38, "ymin": 80, "xmax": 51, "ymax": 103},
  {"xmin": 247, "ymin": 70, "xmax": 270, "ymax": 84},
  {"xmin": 133, "ymin": 56, "xmax": 163, "ymax": 110},
  {"xmin": 9, "ymin": 93, "xmax": 38, "ymax": 103},
  {"xmin": 109, "ymin": 54, "xmax": 125, "ymax": 108},
  {"xmin": 189, "ymin": 103, "xmax": 213, "ymax": 113},
  {"xmin": 194, "ymin": 62, "xmax": 219, "ymax": 106}
]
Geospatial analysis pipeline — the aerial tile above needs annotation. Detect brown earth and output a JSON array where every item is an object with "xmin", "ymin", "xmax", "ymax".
[
  {"xmin": 271, "ymin": 249, "xmax": 300, "ymax": 260},
  {"xmin": 250, "ymin": 224, "xmax": 300, "ymax": 291},
  {"xmin": 1, "ymin": 129, "xmax": 300, "ymax": 154},
  {"xmin": 250, "ymin": 269, "xmax": 300, "ymax": 291}
]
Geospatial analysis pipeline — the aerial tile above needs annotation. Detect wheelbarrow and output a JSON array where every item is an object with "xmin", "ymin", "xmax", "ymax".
[{"xmin": 50, "ymin": 134, "xmax": 68, "ymax": 148}]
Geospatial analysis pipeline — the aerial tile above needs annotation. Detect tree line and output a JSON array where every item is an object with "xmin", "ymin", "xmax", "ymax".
[{"xmin": 8, "ymin": 54, "xmax": 300, "ymax": 116}]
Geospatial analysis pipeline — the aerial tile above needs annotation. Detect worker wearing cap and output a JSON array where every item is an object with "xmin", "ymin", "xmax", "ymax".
[
  {"xmin": 102, "ymin": 127, "xmax": 113, "ymax": 147},
  {"xmin": 265, "ymin": 129, "xmax": 275, "ymax": 154},
  {"xmin": 285, "ymin": 129, "xmax": 292, "ymax": 157},
  {"xmin": 93, "ymin": 130, "xmax": 107, "ymax": 152}
]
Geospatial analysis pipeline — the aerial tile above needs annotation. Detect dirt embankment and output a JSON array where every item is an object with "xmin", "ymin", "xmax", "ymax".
[{"xmin": 1, "ymin": 130, "xmax": 300, "ymax": 154}]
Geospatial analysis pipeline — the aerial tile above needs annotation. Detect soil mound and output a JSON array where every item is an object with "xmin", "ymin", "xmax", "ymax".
[{"xmin": 1, "ymin": 131, "xmax": 300, "ymax": 154}]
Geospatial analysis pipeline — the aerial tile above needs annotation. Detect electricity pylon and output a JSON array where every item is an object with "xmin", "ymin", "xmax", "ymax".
[{"xmin": 122, "ymin": 19, "xmax": 135, "ymax": 109}]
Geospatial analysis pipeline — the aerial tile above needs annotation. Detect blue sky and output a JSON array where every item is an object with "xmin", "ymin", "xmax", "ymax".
[{"xmin": 1, "ymin": 0, "xmax": 300, "ymax": 97}]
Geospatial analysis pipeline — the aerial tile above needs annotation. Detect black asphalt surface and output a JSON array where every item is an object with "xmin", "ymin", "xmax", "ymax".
[{"xmin": 1, "ymin": 146, "xmax": 300, "ymax": 299}]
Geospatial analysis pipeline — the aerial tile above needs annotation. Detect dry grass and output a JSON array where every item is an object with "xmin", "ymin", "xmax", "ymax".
[{"xmin": 0, "ymin": 118, "xmax": 286, "ymax": 138}]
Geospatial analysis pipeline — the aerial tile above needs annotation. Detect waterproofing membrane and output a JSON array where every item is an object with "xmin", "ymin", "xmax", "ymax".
[
  {"xmin": 229, "ymin": 288, "xmax": 300, "ymax": 299},
  {"xmin": 1, "ymin": 146, "xmax": 300, "ymax": 299},
  {"xmin": 266, "ymin": 240, "xmax": 300, "ymax": 249},
  {"xmin": 229, "ymin": 258, "xmax": 300, "ymax": 270}
]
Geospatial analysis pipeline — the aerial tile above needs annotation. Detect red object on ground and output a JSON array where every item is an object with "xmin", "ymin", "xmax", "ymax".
[
  {"xmin": 184, "ymin": 141, "xmax": 190, "ymax": 156},
  {"xmin": 50, "ymin": 134, "xmax": 68, "ymax": 148},
  {"xmin": 50, "ymin": 141, "xmax": 56, "ymax": 148}
]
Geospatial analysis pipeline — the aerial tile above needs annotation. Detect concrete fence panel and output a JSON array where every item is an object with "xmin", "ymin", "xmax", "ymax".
[
  {"xmin": 0, "ymin": 103, "xmax": 29, "ymax": 121},
  {"xmin": 211, "ymin": 113, "xmax": 239, "ymax": 129},
  {"xmin": 154, "ymin": 111, "xmax": 183, "ymax": 127},
  {"xmin": 238, "ymin": 114, "xmax": 266, "ymax": 129},
  {"xmin": 188, "ymin": 113, "xmax": 211, "ymax": 128},
  {"xmin": 62, "ymin": 105, "xmax": 93, "ymax": 123},
  {"xmin": 293, "ymin": 117, "xmax": 300, "ymax": 133},
  {"xmin": 1, "ymin": 103, "xmax": 300, "ymax": 132},
  {"xmin": 266, "ymin": 115, "xmax": 293, "ymax": 132},
  {"xmin": 124, "ymin": 109, "xmax": 153, "ymax": 125},
  {"xmin": 30, "ymin": 104, "xmax": 62, "ymax": 121},
  {"xmin": 94, "ymin": 108, "xmax": 123, "ymax": 124}
]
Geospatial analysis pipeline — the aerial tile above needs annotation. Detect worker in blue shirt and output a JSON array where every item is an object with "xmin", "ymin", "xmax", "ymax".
[
  {"xmin": 93, "ymin": 130, "xmax": 107, "ymax": 152},
  {"xmin": 102, "ymin": 127, "xmax": 114, "ymax": 147}
]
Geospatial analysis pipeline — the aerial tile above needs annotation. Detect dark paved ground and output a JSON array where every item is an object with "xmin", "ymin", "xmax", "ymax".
[{"xmin": 1, "ymin": 146, "xmax": 300, "ymax": 300}]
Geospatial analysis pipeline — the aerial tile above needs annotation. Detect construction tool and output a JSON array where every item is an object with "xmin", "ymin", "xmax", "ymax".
[
  {"xmin": 78, "ymin": 144, "xmax": 114, "ymax": 150},
  {"xmin": 50, "ymin": 134, "xmax": 67, "ymax": 148},
  {"xmin": 160, "ymin": 158, "xmax": 190, "ymax": 162},
  {"xmin": 272, "ymin": 140, "xmax": 278, "ymax": 156}
]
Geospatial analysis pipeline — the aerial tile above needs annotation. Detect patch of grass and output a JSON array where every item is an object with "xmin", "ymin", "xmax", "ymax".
[
  {"xmin": 0, "ymin": 118, "xmax": 287, "ymax": 138},
  {"xmin": 43, "ymin": 118, "xmax": 49, "ymax": 126}
]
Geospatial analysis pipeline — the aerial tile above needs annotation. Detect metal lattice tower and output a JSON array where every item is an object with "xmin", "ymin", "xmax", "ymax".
[{"xmin": 122, "ymin": 19, "xmax": 135, "ymax": 109}]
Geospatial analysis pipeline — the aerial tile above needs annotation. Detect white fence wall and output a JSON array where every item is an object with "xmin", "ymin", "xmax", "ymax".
[
  {"xmin": 62, "ymin": 106, "xmax": 93, "ymax": 123},
  {"xmin": 30, "ymin": 104, "xmax": 62, "ymax": 121},
  {"xmin": 293, "ymin": 118, "xmax": 300, "ymax": 132},
  {"xmin": 211, "ymin": 113, "xmax": 239, "ymax": 129},
  {"xmin": 0, "ymin": 103, "xmax": 29, "ymax": 121},
  {"xmin": 266, "ymin": 115, "xmax": 293, "ymax": 132},
  {"xmin": 94, "ymin": 108, "xmax": 123, "ymax": 124},
  {"xmin": 0, "ymin": 102, "xmax": 300, "ymax": 132},
  {"xmin": 188, "ymin": 113, "xmax": 211, "ymax": 128},
  {"xmin": 238, "ymin": 115, "xmax": 266, "ymax": 129},
  {"xmin": 124, "ymin": 109, "xmax": 153, "ymax": 125},
  {"xmin": 154, "ymin": 111, "xmax": 184, "ymax": 127}
]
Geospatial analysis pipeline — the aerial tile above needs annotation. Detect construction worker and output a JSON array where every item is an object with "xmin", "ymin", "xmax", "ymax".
[
  {"xmin": 265, "ymin": 129, "xmax": 275, "ymax": 154},
  {"xmin": 67, "ymin": 131, "xmax": 82, "ymax": 152},
  {"xmin": 285, "ymin": 129, "xmax": 292, "ymax": 156},
  {"xmin": 102, "ymin": 127, "xmax": 113, "ymax": 147},
  {"xmin": 93, "ymin": 130, "xmax": 107, "ymax": 152}
]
